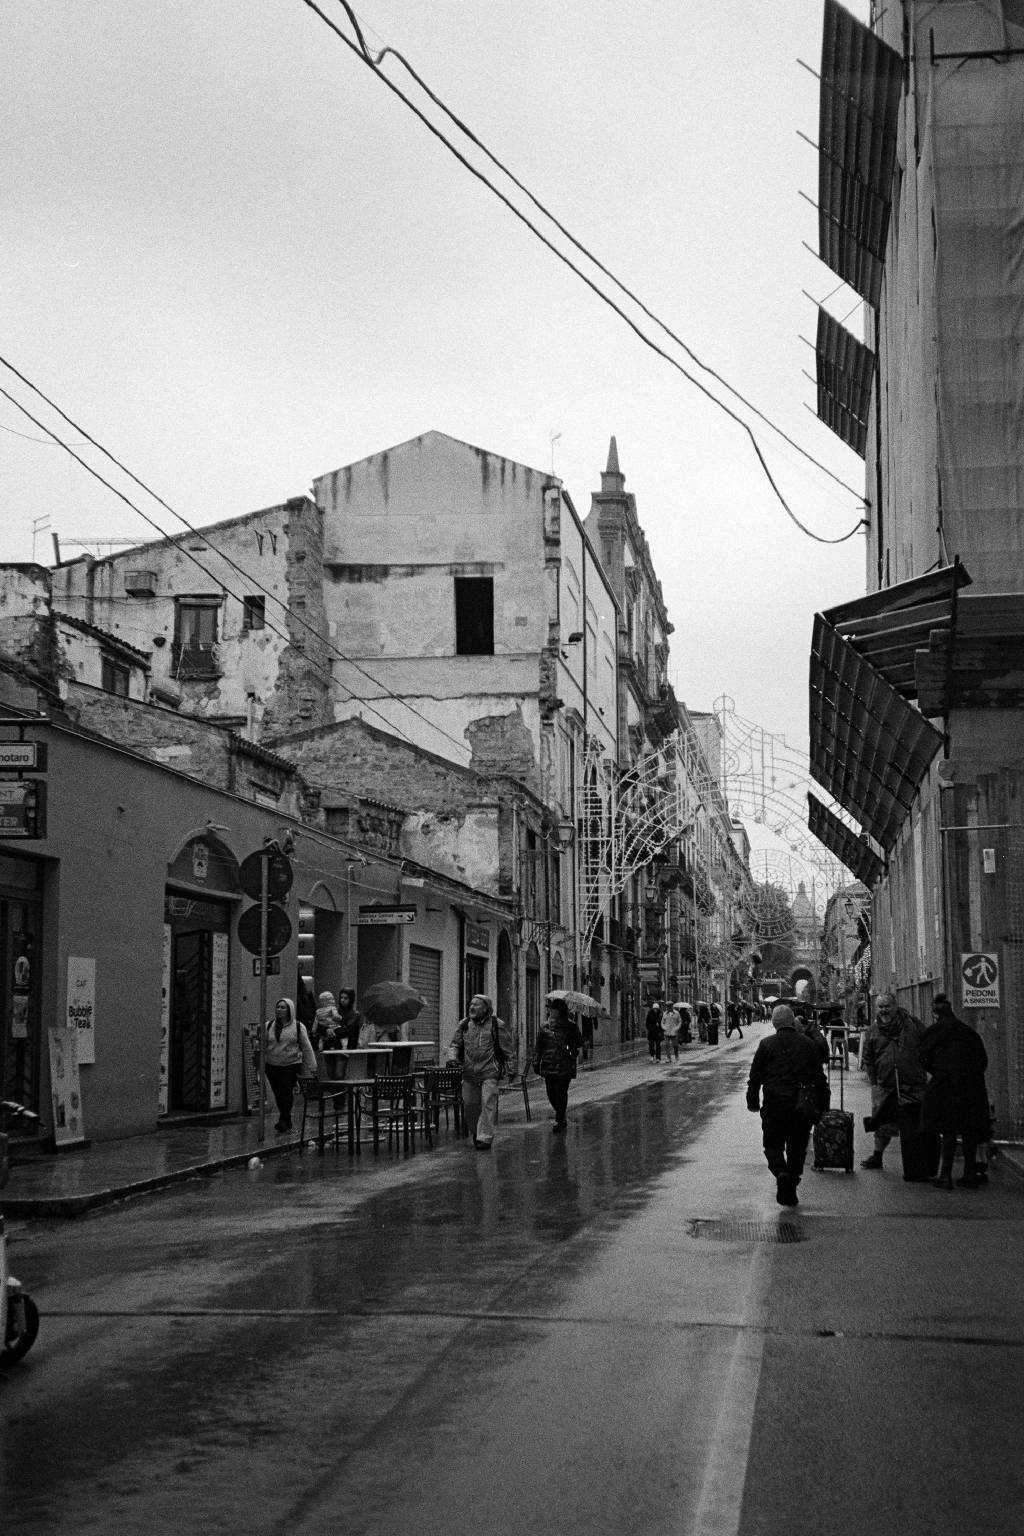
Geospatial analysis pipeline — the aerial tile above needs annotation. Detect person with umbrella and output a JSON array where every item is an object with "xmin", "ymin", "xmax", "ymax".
[
  {"xmin": 446, "ymin": 994, "xmax": 515, "ymax": 1150},
  {"xmin": 359, "ymin": 979, "xmax": 427, "ymax": 1043},
  {"xmin": 533, "ymin": 996, "xmax": 583, "ymax": 1132}
]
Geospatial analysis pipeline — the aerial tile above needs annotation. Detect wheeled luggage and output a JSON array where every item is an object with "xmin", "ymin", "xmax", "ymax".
[{"xmin": 812, "ymin": 1057, "xmax": 854, "ymax": 1172}]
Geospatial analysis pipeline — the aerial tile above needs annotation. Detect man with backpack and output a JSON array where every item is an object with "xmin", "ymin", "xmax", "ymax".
[{"xmin": 446, "ymin": 994, "xmax": 516, "ymax": 1151}]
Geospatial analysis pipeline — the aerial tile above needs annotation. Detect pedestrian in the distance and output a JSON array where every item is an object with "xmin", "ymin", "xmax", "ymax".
[
  {"xmin": 662, "ymin": 1002, "xmax": 682, "ymax": 1060},
  {"xmin": 447, "ymin": 993, "xmax": 515, "ymax": 1150},
  {"xmin": 696, "ymin": 1002, "xmax": 710, "ymax": 1043},
  {"xmin": 920, "ymin": 993, "xmax": 991, "ymax": 1190},
  {"xmin": 645, "ymin": 1002, "xmax": 664, "ymax": 1060},
  {"xmin": 725, "ymin": 1002, "xmax": 744, "ymax": 1039},
  {"xmin": 264, "ymin": 996, "xmax": 317, "ymax": 1134},
  {"xmin": 746, "ymin": 1004, "xmax": 823, "ymax": 1206},
  {"xmin": 533, "ymin": 997, "xmax": 582, "ymax": 1133},
  {"xmin": 677, "ymin": 1003, "xmax": 693, "ymax": 1044}
]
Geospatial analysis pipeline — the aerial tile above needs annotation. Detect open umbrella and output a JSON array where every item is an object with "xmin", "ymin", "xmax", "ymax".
[
  {"xmin": 545, "ymin": 989, "xmax": 609, "ymax": 1018},
  {"xmin": 360, "ymin": 980, "xmax": 427, "ymax": 1030}
]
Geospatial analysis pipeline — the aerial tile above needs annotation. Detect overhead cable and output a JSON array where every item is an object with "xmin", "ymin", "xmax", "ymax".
[{"xmin": 297, "ymin": 0, "xmax": 866, "ymax": 545}]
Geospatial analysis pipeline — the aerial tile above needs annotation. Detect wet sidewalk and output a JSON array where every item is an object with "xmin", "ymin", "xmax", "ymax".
[
  {"xmin": 9, "ymin": 1035, "xmax": 1019, "ymax": 1218},
  {"xmin": 3, "ymin": 1038, "xmax": 660, "ymax": 1218}
]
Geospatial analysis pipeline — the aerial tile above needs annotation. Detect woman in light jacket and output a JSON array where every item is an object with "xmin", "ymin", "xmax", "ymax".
[{"xmin": 264, "ymin": 996, "xmax": 317, "ymax": 1134}]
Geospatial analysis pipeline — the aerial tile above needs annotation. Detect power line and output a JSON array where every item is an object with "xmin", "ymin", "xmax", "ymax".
[
  {"xmin": 0, "ymin": 369, "xmax": 466, "ymax": 757},
  {"xmin": 298, "ymin": 0, "xmax": 866, "ymax": 546}
]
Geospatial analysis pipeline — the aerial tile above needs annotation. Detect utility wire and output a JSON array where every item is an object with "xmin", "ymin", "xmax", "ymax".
[
  {"xmin": 300, "ymin": 0, "xmax": 865, "ymax": 545},
  {"xmin": 0, "ymin": 371, "xmax": 473, "ymax": 757},
  {"xmin": 361, "ymin": 12, "xmax": 862, "ymax": 505}
]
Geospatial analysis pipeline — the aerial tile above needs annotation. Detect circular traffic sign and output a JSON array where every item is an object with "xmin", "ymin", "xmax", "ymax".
[
  {"xmin": 237, "ymin": 903, "xmax": 293, "ymax": 957},
  {"xmin": 239, "ymin": 849, "xmax": 293, "ymax": 902}
]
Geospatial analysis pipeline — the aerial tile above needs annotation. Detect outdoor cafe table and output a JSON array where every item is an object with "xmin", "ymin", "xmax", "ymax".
[{"xmin": 318, "ymin": 1048, "xmax": 392, "ymax": 1154}]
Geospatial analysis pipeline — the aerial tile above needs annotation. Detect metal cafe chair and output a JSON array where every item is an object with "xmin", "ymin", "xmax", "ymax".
[
  {"xmin": 419, "ymin": 1065, "xmax": 466, "ymax": 1138},
  {"xmin": 354, "ymin": 1073, "xmax": 429, "ymax": 1153},
  {"xmin": 298, "ymin": 1057, "xmax": 348, "ymax": 1153}
]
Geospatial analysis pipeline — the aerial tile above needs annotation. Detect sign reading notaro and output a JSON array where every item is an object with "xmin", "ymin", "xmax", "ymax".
[{"xmin": 0, "ymin": 741, "xmax": 43, "ymax": 770}]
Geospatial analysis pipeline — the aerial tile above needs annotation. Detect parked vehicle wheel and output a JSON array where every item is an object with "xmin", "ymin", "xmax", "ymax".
[{"xmin": 2, "ymin": 1293, "xmax": 39, "ymax": 1363}]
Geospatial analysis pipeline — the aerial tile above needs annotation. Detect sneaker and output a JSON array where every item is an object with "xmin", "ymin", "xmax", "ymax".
[
  {"xmin": 931, "ymin": 1173, "xmax": 954, "ymax": 1190},
  {"xmin": 860, "ymin": 1152, "xmax": 884, "ymax": 1169}
]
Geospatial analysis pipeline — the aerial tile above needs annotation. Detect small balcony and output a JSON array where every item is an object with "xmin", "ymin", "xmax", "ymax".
[{"xmin": 171, "ymin": 641, "xmax": 221, "ymax": 679}]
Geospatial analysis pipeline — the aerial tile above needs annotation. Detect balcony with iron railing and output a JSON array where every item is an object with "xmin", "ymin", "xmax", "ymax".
[{"xmin": 171, "ymin": 640, "xmax": 221, "ymax": 679}]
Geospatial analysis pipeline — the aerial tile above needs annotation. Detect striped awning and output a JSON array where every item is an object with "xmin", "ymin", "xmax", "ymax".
[
  {"xmin": 815, "ymin": 308, "xmax": 875, "ymax": 457},
  {"xmin": 807, "ymin": 792, "xmax": 884, "ymax": 888},
  {"xmin": 818, "ymin": 0, "xmax": 903, "ymax": 308},
  {"xmin": 809, "ymin": 615, "xmax": 943, "ymax": 851}
]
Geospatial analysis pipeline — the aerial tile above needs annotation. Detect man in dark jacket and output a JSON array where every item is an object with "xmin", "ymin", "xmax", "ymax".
[
  {"xmin": 859, "ymin": 991, "xmax": 927, "ymax": 1170},
  {"xmin": 920, "ymin": 993, "xmax": 991, "ymax": 1189},
  {"xmin": 747, "ymin": 1004, "xmax": 823, "ymax": 1207}
]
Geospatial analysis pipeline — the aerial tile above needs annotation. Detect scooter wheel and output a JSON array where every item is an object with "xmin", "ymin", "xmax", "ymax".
[{"xmin": 2, "ymin": 1294, "xmax": 39, "ymax": 1363}]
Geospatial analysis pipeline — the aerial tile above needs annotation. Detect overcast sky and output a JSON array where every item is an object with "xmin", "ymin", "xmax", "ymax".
[{"xmin": 1, "ymin": 1, "xmax": 870, "ymax": 880}]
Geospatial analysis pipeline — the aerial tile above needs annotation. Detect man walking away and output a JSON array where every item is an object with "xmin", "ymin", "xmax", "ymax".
[
  {"xmin": 447, "ymin": 994, "xmax": 515, "ymax": 1151},
  {"xmin": 746, "ymin": 1004, "xmax": 822, "ymax": 1206}
]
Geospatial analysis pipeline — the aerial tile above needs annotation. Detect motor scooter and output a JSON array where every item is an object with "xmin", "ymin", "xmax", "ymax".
[{"xmin": 1, "ymin": 1100, "xmax": 40, "ymax": 1364}]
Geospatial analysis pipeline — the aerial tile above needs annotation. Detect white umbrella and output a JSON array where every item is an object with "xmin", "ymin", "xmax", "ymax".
[{"xmin": 545, "ymin": 989, "xmax": 608, "ymax": 1018}]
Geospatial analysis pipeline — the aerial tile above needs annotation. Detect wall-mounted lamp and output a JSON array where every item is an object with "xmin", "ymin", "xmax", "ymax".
[{"xmin": 555, "ymin": 820, "xmax": 575, "ymax": 849}]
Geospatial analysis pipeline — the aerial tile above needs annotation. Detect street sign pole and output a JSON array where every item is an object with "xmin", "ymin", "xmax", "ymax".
[{"xmin": 258, "ymin": 849, "xmax": 269, "ymax": 1144}]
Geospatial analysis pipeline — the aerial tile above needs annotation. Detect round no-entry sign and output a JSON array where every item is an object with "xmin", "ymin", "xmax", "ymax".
[
  {"xmin": 237, "ymin": 903, "xmax": 292, "ymax": 957},
  {"xmin": 239, "ymin": 849, "xmax": 293, "ymax": 902}
]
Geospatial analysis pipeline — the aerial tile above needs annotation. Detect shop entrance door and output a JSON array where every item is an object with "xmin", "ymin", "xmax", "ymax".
[
  {"xmin": 165, "ymin": 894, "xmax": 230, "ymax": 1115},
  {"xmin": 0, "ymin": 858, "xmax": 43, "ymax": 1117}
]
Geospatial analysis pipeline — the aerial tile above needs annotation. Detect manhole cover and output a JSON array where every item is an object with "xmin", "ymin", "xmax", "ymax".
[{"xmin": 687, "ymin": 1218, "xmax": 805, "ymax": 1244}]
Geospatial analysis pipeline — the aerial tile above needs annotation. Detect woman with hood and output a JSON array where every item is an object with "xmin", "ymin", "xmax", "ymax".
[{"xmin": 264, "ymin": 996, "xmax": 317, "ymax": 1134}]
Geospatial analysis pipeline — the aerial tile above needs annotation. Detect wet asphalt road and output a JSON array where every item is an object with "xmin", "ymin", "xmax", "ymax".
[{"xmin": 4, "ymin": 1039, "xmax": 1024, "ymax": 1536}]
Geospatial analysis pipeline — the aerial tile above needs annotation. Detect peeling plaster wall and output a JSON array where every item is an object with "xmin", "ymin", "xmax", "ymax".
[
  {"xmin": 272, "ymin": 719, "xmax": 505, "ymax": 895},
  {"xmin": 60, "ymin": 681, "xmax": 300, "ymax": 811},
  {"xmin": 48, "ymin": 501, "xmax": 324, "ymax": 731},
  {"xmin": 313, "ymin": 433, "xmax": 553, "ymax": 765},
  {"xmin": 0, "ymin": 565, "xmax": 55, "ymax": 678},
  {"xmin": 401, "ymin": 806, "xmax": 500, "ymax": 894},
  {"xmin": 55, "ymin": 621, "xmax": 148, "ymax": 700}
]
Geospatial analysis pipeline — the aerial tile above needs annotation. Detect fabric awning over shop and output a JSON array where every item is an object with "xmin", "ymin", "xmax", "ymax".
[
  {"xmin": 807, "ymin": 791, "xmax": 884, "ymax": 888},
  {"xmin": 822, "ymin": 563, "xmax": 971, "ymax": 702},
  {"xmin": 809, "ymin": 614, "xmax": 943, "ymax": 851},
  {"xmin": 818, "ymin": 0, "xmax": 902, "ymax": 308},
  {"xmin": 815, "ymin": 308, "xmax": 875, "ymax": 457}
]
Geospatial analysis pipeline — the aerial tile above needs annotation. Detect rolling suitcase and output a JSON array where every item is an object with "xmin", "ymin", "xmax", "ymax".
[{"xmin": 812, "ymin": 1057, "xmax": 854, "ymax": 1172}]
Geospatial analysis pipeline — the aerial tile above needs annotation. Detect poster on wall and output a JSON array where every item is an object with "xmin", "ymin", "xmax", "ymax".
[
  {"xmin": 66, "ymin": 956, "xmax": 96, "ymax": 1065},
  {"xmin": 209, "ymin": 931, "xmax": 229, "ymax": 1109},
  {"xmin": 159, "ymin": 924, "xmax": 171, "ymax": 1114},
  {"xmin": 48, "ymin": 1026, "xmax": 85, "ymax": 1147}
]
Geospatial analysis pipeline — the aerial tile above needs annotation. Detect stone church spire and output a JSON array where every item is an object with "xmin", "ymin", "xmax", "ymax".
[{"xmin": 601, "ymin": 436, "xmax": 625, "ymax": 496}]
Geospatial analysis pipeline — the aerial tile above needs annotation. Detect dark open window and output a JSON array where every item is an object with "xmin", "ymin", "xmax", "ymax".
[
  {"xmin": 101, "ymin": 655, "xmax": 130, "ymax": 697},
  {"xmin": 455, "ymin": 577, "xmax": 494, "ymax": 656},
  {"xmin": 173, "ymin": 598, "xmax": 221, "ymax": 677},
  {"xmin": 242, "ymin": 595, "xmax": 265, "ymax": 631}
]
